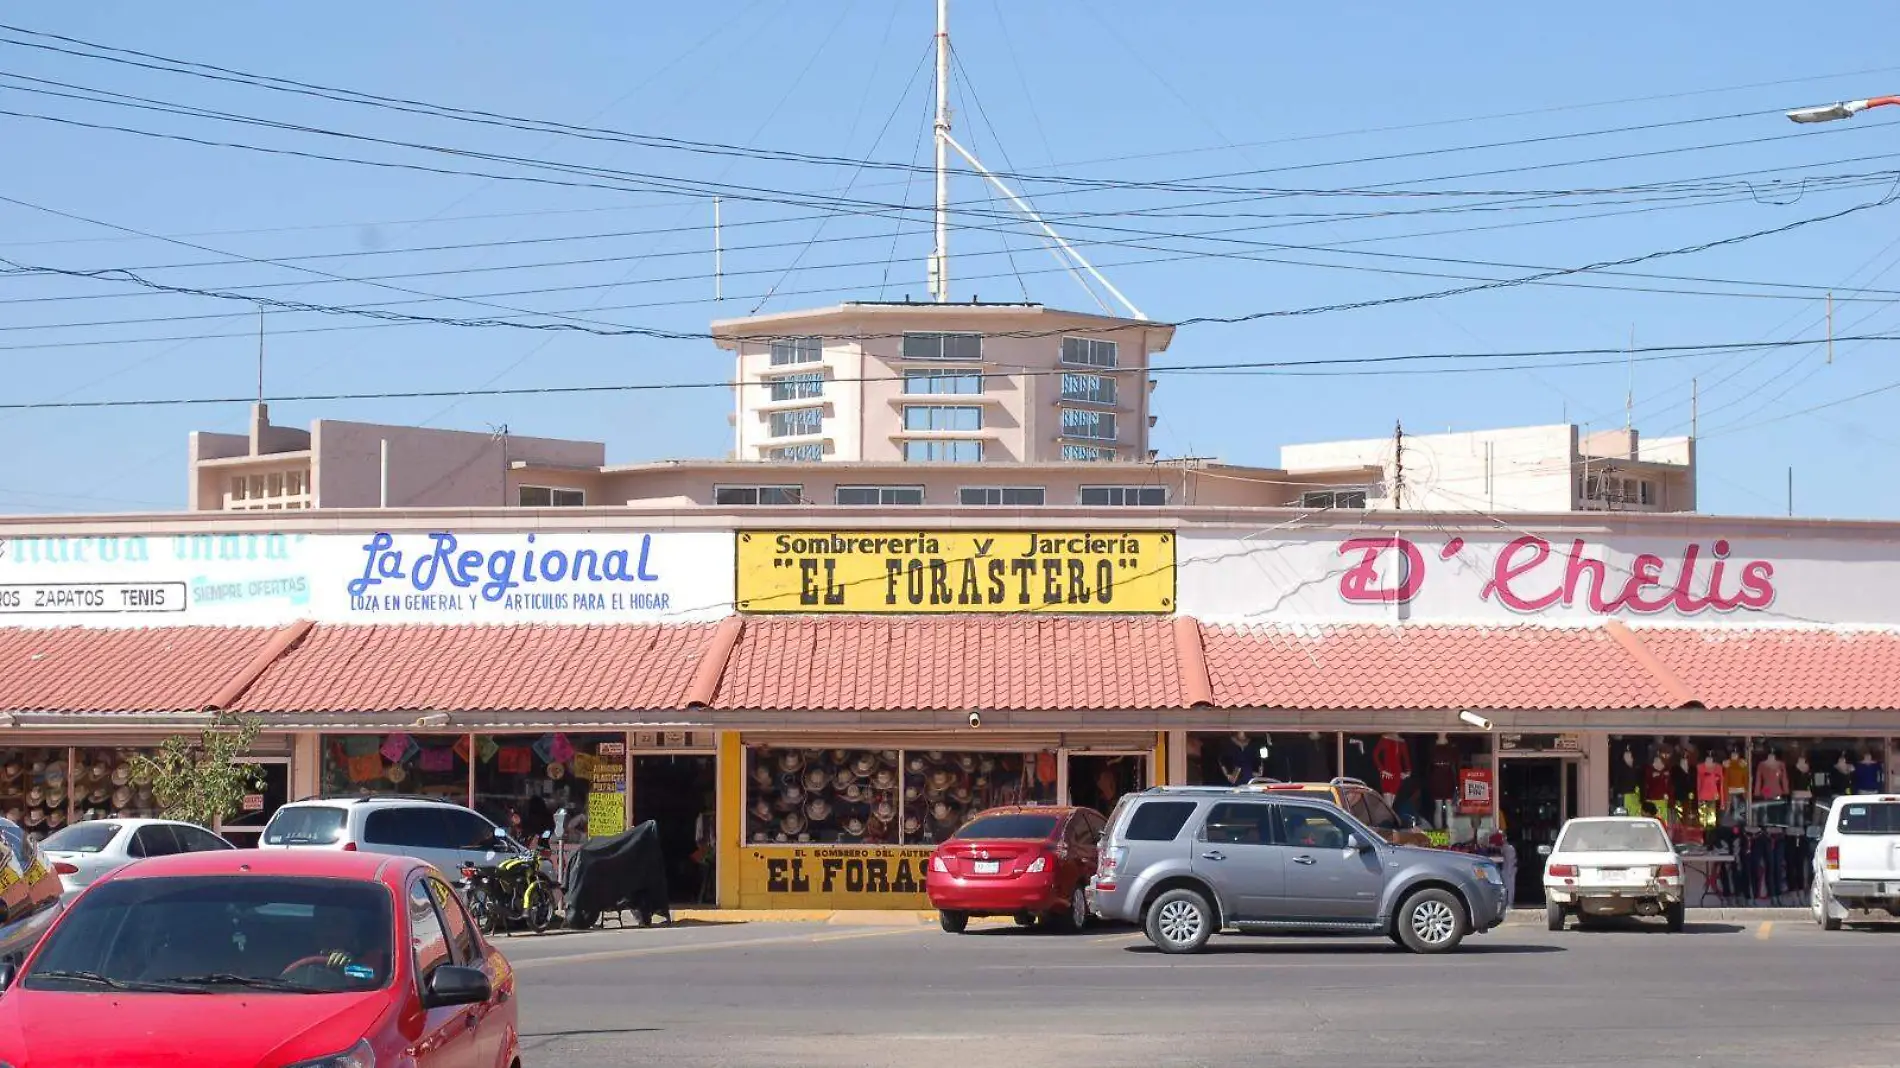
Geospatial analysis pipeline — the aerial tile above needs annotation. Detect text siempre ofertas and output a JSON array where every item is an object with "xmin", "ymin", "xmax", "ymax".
[{"xmin": 737, "ymin": 531, "xmax": 1175, "ymax": 613}]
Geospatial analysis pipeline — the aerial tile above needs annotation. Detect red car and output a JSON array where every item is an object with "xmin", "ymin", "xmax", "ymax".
[
  {"xmin": 0, "ymin": 847, "xmax": 518, "ymax": 1068},
  {"xmin": 927, "ymin": 805, "xmax": 1105, "ymax": 934}
]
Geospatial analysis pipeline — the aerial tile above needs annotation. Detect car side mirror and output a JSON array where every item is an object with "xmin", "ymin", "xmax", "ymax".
[
  {"xmin": 424, "ymin": 965, "xmax": 492, "ymax": 1009},
  {"xmin": 493, "ymin": 827, "xmax": 509, "ymax": 840},
  {"xmin": 1345, "ymin": 834, "xmax": 1372, "ymax": 854},
  {"xmin": 1536, "ymin": 844, "xmax": 1552, "ymax": 856},
  {"xmin": 0, "ymin": 961, "xmax": 17, "ymax": 992}
]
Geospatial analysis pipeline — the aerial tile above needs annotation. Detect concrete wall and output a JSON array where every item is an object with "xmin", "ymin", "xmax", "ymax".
[
  {"xmin": 600, "ymin": 463, "xmax": 1324, "ymax": 507},
  {"xmin": 310, "ymin": 421, "xmax": 605, "ymax": 509}
]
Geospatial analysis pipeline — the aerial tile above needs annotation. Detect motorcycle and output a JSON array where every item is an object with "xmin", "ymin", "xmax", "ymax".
[{"xmin": 458, "ymin": 829, "xmax": 559, "ymax": 935}]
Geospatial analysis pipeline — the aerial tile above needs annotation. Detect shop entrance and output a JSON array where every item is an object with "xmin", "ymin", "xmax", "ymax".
[
  {"xmin": 1498, "ymin": 757, "xmax": 1579, "ymax": 906},
  {"xmin": 1066, "ymin": 753, "xmax": 1147, "ymax": 817},
  {"xmin": 631, "ymin": 754, "xmax": 716, "ymax": 905}
]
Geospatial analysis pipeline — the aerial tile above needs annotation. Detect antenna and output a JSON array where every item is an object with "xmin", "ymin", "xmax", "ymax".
[
  {"xmin": 930, "ymin": 0, "xmax": 951, "ymax": 302},
  {"xmin": 1624, "ymin": 323, "xmax": 1634, "ymax": 433}
]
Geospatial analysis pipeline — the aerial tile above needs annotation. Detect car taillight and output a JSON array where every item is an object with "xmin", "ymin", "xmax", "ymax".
[
  {"xmin": 1657, "ymin": 864, "xmax": 1681, "ymax": 880},
  {"xmin": 1826, "ymin": 845, "xmax": 1840, "ymax": 870},
  {"xmin": 931, "ymin": 854, "xmax": 949, "ymax": 873},
  {"xmin": 341, "ymin": 841, "xmax": 357, "ymax": 852},
  {"xmin": 1100, "ymin": 846, "xmax": 1124, "ymax": 876},
  {"xmin": 1547, "ymin": 863, "xmax": 1578, "ymax": 878},
  {"xmin": 1026, "ymin": 854, "xmax": 1050, "ymax": 874},
  {"xmin": 52, "ymin": 862, "xmax": 77, "ymax": 876}
]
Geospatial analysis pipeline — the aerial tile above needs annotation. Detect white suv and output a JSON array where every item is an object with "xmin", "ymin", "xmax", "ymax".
[
  {"xmin": 260, "ymin": 796, "xmax": 517, "ymax": 880},
  {"xmin": 1813, "ymin": 794, "xmax": 1900, "ymax": 930}
]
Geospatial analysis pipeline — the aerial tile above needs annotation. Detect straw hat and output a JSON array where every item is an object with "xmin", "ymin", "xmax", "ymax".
[
  {"xmin": 45, "ymin": 809, "xmax": 65, "ymax": 830},
  {"xmin": 110, "ymin": 765, "xmax": 132, "ymax": 787},
  {"xmin": 111, "ymin": 786, "xmax": 132, "ymax": 809},
  {"xmin": 386, "ymin": 764, "xmax": 407, "ymax": 785},
  {"xmin": 86, "ymin": 786, "xmax": 109, "ymax": 805},
  {"xmin": 547, "ymin": 762, "xmax": 566, "ymax": 781},
  {"xmin": 23, "ymin": 809, "xmax": 43, "ymax": 828}
]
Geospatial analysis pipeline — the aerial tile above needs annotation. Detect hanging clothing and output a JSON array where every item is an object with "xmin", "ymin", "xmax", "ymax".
[
  {"xmin": 1723, "ymin": 757, "xmax": 1750, "ymax": 793},
  {"xmin": 1854, "ymin": 759, "xmax": 1884, "ymax": 794},
  {"xmin": 1428, "ymin": 742, "xmax": 1459, "ymax": 802},
  {"xmin": 1788, "ymin": 761, "xmax": 1813, "ymax": 795},
  {"xmin": 1643, "ymin": 763, "xmax": 1673, "ymax": 801},
  {"xmin": 1372, "ymin": 736, "xmax": 1411, "ymax": 794},
  {"xmin": 1670, "ymin": 761, "xmax": 1693, "ymax": 804},
  {"xmin": 1755, "ymin": 759, "xmax": 1789, "ymax": 800},
  {"xmin": 1696, "ymin": 762, "xmax": 1724, "ymax": 804},
  {"xmin": 1611, "ymin": 752, "xmax": 1641, "ymax": 797}
]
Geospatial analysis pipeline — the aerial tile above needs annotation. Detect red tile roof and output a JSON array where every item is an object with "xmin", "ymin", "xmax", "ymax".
[
  {"xmin": 711, "ymin": 617, "xmax": 1187, "ymax": 711},
  {"xmin": 0, "ymin": 626, "xmax": 282, "ymax": 714},
  {"xmin": 1630, "ymin": 627, "xmax": 1900, "ymax": 711},
  {"xmin": 232, "ymin": 623, "xmax": 720, "ymax": 715},
  {"xmin": 1201, "ymin": 623, "xmax": 1679, "ymax": 711}
]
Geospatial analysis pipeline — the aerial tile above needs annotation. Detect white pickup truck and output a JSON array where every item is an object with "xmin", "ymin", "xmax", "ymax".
[{"xmin": 1813, "ymin": 795, "xmax": 1900, "ymax": 930}]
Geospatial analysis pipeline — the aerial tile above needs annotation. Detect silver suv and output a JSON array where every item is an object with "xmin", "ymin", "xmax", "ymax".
[{"xmin": 1088, "ymin": 787, "xmax": 1507, "ymax": 954}]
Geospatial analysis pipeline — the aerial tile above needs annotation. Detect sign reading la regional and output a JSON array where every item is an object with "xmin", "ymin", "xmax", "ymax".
[
  {"xmin": 736, "ymin": 530, "xmax": 1174, "ymax": 614},
  {"xmin": 0, "ymin": 531, "xmax": 733, "ymax": 626}
]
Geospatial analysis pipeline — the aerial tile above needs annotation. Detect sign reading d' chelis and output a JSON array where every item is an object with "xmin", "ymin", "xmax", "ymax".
[{"xmin": 736, "ymin": 530, "xmax": 1175, "ymax": 614}]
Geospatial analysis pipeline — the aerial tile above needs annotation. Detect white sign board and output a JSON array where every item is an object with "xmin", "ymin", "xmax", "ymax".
[
  {"xmin": 1178, "ymin": 529, "xmax": 1900, "ymax": 627},
  {"xmin": 0, "ymin": 531, "xmax": 734, "ymax": 627}
]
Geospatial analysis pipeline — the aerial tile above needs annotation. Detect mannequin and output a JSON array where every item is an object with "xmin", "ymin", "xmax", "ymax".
[
  {"xmin": 1855, "ymin": 751, "xmax": 1884, "ymax": 794},
  {"xmin": 1644, "ymin": 753, "xmax": 1673, "ymax": 805},
  {"xmin": 1216, "ymin": 732, "xmax": 1256, "ymax": 785},
  {"xmin": 1755, "ymin": 749, "xmax": 1789, "ymax": 801},
  {"xmin": 1822, "ymin": 754, "xmax": 1855, "ymax": 800},
  {"xmin": 1428, "ymin": 733, "xmax": 1458, "ymax": 807},
  {"xmin": 1300, "ymin": 731, "xmax": 1330, "ymax": 781},
  {"xmin": 1790, "ymin": 753, "xmax": 1814, "ymax": 828},
  {"xmin": 1723, "ymin": 747, "xmax": 1749, "ymax": 818},
  {"xmin": 1612, "ymin": 746, "xmax": 1641, "ymax": 797},
  {"xmin": 1696, "ymin": 752, "xmax": 1724, "ymax": 809},
  {"xmin": 1373, "ymin": 733, "xmax": 1411, "ymax": 803},
  {"xmin": 1672, "ymin": 752, "xmax": 1696, "ymax": 825}
]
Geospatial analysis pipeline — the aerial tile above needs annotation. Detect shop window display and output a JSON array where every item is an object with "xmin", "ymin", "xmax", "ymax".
[
  {"xmin": 1186, "ymin": 732, "xmax": 1335, "ymax": 787},
  {"xmin": 745, "ymin": 748, "xmax": 1057, "ymax": 846},
  {"xmin": 1344, "ymin": 732, "xmax": 1489, "ymax": 832},
  {"xmin": 320, "ymin": 733, "xmax": 468, "ymax": 802},
  {"xmin": 474, "ymin": 733, "xmax": 624, "ymax": 845},
  {"xmin": 0, "ymin": 748, "xmax": 72, "ymax": 843},
  {"xmin": 70, "ymin": 748, "xmax": 162, "ymax": 825}
]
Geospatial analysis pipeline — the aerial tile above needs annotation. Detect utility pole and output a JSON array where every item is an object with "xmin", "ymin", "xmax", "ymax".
[
  {"xmin": 255, "ymin": 305, "xmax": 266, "ymax": 404},
  {"xmin": 1691, "ymin": 378, "xmax": 1699, "ymax": 438},
  {"xmin": 1787, "ymin": 466, "xmax": 1794, "ymax": 517},
  {"xmin": 713, "ymin": 197, "xmax": 723, "ymax": 304},
  {"xmin": 930, "ymin": 0, "xmax": 951, "ymax": 301},
  {"xmin": 1392, "ymin": 420, "xmax": 1405, "ymax": 510}
]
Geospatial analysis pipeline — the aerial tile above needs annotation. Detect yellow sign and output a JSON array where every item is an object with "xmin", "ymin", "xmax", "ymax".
[
  {"xmin": 587, "ymin": 751, "xmax": 625, "ymax": 837},
  {"xmin": 738, "ymin": 846, "xmax": 932, "ymax": 908},
  {"xmin": 736, "ymin": 531, "xmax": 1174, "ymax": 614}
]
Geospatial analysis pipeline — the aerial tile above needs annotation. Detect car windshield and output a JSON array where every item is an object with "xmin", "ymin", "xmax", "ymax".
[
  {"xmin": 953, "ymin": 814, "xmax": 1059, "ymax": 840},
  {"xmin": 41, "ymin": 822, "xmax": 122, "ymax": 854},
  {"xmin": 263, "ymin": 807, "xmax": 348, "ymax": 846},
  {"xmin": 1559, "ymin": 822, "xmax": 1671, "ymax": 853},
  {"xmin": 24, "ymin": 876, "xmax": 394, "ymax": 995}
]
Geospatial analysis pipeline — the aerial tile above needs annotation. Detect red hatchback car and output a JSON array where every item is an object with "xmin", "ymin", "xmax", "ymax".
[
  {"xmin": 0, "ymin": 847, "xmax": 519, "ymax": 1068},
  {"xmin": 927, "ymin": 805, "xmax": 1105, "ymax": 934}
]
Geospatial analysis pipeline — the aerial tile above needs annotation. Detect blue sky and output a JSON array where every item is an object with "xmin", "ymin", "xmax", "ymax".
[{"xmin": 3, "ymin": 2, "xmax": 1899, "ymax": 517}]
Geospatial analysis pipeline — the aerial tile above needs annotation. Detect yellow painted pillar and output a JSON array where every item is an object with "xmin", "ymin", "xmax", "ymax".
[
  {"xmin": 1152, "ymin": 731, "xmax": 1168, "ymax": 786},
  {"xmin": 715, "ymin": 731, "xmax": 743, "ymax": 909}
]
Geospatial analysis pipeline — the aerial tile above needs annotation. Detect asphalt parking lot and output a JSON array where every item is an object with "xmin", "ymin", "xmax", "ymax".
[{"xmin": 505, "ymin": 912, "xmax": 1900, "ymax": 1068}]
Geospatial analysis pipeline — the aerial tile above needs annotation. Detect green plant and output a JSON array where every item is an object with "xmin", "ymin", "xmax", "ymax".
[{"xmin": 129, "ymin": 713, "xmax": 267, "ymax": 829}]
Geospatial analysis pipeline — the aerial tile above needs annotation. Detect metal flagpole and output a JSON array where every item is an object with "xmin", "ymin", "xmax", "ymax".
[{"xmin": 931, "ymin": 0, "xmax": 951, "ymax": 301}]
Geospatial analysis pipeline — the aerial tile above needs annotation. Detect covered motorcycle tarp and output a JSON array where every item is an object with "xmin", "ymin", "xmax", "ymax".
[{"xmin": 562, "ymin": 820, "xmax": 671, "ymax": 929}]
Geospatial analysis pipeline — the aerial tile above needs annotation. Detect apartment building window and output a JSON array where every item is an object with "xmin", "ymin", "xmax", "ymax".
[
  {"xmin": 1060, "ymin": 372, "xmax": 1117, "ymax": 406},
  {"xmin": 766, "ymin": 443, "xmax": 824, "ymax": 462},
  {"xmin": 769, "ymin": 372, "xmax": 825, "ymax": 402},
  {"xmin": 1300, "ymin": 489, "xmax": 1369, "ymax": 510},
  {"xmin": 904, "ymin": 369, "xmax": 983, "ymax": 395},
  {"xmin": 1060, "ymin": 408, "xmax": 1117, "ymax": 440},
  {"xmin": 901, "ymin": 332, "xmax": 982, "ymax": 362},
  {"xmin": 959, "ymin": 486, "xmax": 1045, "ymax": 506},
  {"xmin": 1061, "ymin": 337, "xmax": 1118, "ymax": 368},
  {"xmin": 903, "ymin": 405, "xmax": 982, "ymax": 432},
  {"xmin": 836, "ymin": 485, "xmax": 925, "ymax": 506},
  {"xmin": 518, "ymin": 486, "xmax": 585, "ymax": 507},
  {"xmin": 1080, "ymin": 485, "xmax": 1166, "ymax": 506},
  {"xmin": 769, "ymin": 337, "xmax": 823, "ymax": 366},
  {"xmin": 715, "ymin": 485, "xmax": 803, "ymax": 505},
  {"xmin": 1581, "ymin": 473, "xmax": 1655, "ymax": 507},
  {"xmin": 1061, "ymin": 444, "xmax": 1115, "ymax": 461},
  {"xmin": 768, "ymin": 406, "xmax": 824, "ymax": 438},
  {"xmin": 905, "ymin": 440, "xmax": 982, "ymax": 462}
]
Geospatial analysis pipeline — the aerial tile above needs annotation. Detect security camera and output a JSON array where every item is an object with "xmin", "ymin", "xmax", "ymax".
[
  {"xmin": 968, "ymin": 711, "xmax": 982, "ymax": 729},
  {"xmin": 1457, "ymin": 710, "xmax": 1494, "ymax": 731}
]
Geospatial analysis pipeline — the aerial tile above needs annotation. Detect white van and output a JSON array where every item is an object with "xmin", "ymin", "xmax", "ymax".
[
  {"xmin": 1812, "ymin": 795, "xmax": 1900, "ymax": 929},
  {"xmin": 260, "ymin": 796, "xmax": 520, "ymax": 881}
]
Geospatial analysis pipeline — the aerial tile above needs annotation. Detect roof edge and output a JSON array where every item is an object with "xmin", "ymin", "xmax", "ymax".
[
  {"xmin": 685, "ymin": 616, "xmax": 744, "ymax": 709},
  {"xmin": 206, "ymin": 619, "xmax": 314, "ymax": 712},
  {"xmin": 1602, "ymin": 619, "xmax": 1700, "ymax": 709},
  {"xmin": 1173, "ymin": 617, "xmax": 1213, "ymax": 708}
]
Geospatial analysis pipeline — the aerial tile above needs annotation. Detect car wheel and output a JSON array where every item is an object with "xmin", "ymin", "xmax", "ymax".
[
  {"xmin": 1662, "ymin": 901, "xmax": 1685, "ymax": 933},
  {"xmin": 1813, "ymin": 881, "xmax": 1842, "ymax": 931},
  {"xmin": 1396, "ymin": 888, "xmax": 1468, "ymax": 954},
  {"xmin": 1013, "ymin": 911, "xmax": 1038, "ymax": 928},
  {"xmin": 1049, "ymin": 887, "xmax": 1088, "ymax": 934},
  {"xmin": 1545, "ymin": 902, "xmax": 1565, "ymax": 932},
  {"xmin": 1144, "ymin": 888, "xmax": 1214, "ymax": 955},
  {"xmin": 939, "ymin": 910, "xmax": 969, "ymax": 934}
]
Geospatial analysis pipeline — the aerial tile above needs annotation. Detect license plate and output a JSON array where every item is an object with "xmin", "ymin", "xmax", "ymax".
[
  {"xmin": 1593, "ymin": 868, "xmax": 1631, "ymax": 884},
  {"xmin": 973, "ymin": 860, "xmax": 1000, "ymax": 874}
]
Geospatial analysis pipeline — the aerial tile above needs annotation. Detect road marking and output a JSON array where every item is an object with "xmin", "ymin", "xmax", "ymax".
[
  {"xmin": 511, "ymin": 927, "xmax": 920, "ymax": 969},
  {"xmin": 1756, "ymin": 921, "xmax": 1775, "ymax": 940}
]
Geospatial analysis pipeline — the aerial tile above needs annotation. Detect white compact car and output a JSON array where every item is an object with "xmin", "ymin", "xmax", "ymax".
[
  {"xmin": 39, "ymin": 818, "xmax": 234, "ymax": 898},
  {"xmin": 1541, "ymin": 816, "xmax": 1684, "ymax": 931},
  {"xmin": 1812, "ymin": 794, "xmax": 1900, "ymax": 930}
]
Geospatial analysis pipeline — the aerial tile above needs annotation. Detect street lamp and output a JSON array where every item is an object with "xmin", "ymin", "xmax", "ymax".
[{"xmin": 1786, "ymin": 96, "xmax": 1900, "ymax": 123}]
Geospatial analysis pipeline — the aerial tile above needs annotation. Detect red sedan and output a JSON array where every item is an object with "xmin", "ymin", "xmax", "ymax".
[
  {"xmin": 0, "ymin": 847, "xmax": 518, "ymax": 1068},
  {"xmin": 927, "ymin": 805, "xmax": 1105, "ymax": 934}
]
